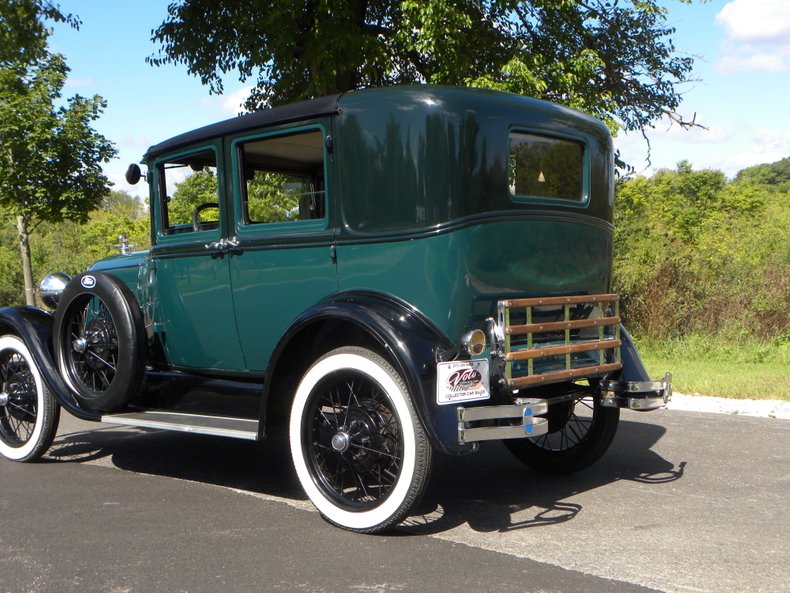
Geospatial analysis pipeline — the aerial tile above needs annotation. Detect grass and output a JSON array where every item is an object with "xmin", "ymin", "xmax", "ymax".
[{"xmin": 635, "ymin": 335, "xmax": 790, "ymax": 401}]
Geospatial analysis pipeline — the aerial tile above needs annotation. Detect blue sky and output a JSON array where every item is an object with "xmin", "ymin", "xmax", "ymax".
[{"xmin": 48, "ymin": 0, "xmax": 790, "ymax": 197}]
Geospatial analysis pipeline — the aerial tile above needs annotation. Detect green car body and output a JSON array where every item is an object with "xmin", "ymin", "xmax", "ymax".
[{"xmin": 118, "ymin": 86, "xmax": 614, "ymax": 376}]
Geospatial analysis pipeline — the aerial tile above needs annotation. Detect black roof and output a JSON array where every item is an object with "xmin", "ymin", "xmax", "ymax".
[{"xmin": 145, "ymin": 93, "xmax": 343, "ymax": 158}]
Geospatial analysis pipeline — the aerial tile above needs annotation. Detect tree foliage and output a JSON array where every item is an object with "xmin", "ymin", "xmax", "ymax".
[
  {"xmin": 0, "ymin": 191, "xmax": 149, "ymax": 306},
  {"xmin": 613, "ymin": 159, "xmax": 790, "ymax": 342},
  {"xmin": 0, "ymin": 0, "xmax": 116, "ymax": 304},
  {"xmin": 150, "ymin": 0, "xmax": 694, "ymax": 134},
  {"xmin": 0, "ymin": 0, "xmax": 78, "ymax": 65},
  {"xmin": 167, "ymin": 169, "xmax": 220, "ymax": 226},
  {"xmin": 168, "ymin": 169, "xmax": 309, "ymax": 225}
]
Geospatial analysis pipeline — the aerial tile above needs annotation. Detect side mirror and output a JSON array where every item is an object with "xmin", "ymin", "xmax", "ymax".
[{"xmin": 125, "ymin": 163, "xmax": 142, "ymax": 185}]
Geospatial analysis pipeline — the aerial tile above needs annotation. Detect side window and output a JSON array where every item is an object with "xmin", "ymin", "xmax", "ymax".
[
  {"xmin": 508, "ymin": 132, "xmax": 585, "ymax": 202},
  {"xmin": 158, "ymin": 149, "xmax": 220, "ymax": 234},
  {"xmin": 238, "ymin": 130, "xmax": 325, "ymax": 225}
]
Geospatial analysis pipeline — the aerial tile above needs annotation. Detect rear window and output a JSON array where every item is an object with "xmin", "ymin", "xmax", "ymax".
[{"xmin": 508, "ymin": 132, "xmax": 585, "ymax": 202}]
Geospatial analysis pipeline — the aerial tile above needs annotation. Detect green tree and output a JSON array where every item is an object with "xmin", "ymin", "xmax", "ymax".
[
  {"xmin": 733, "ymin": 156, "xmax": 790, "ymax": 194},
  {"xmin": 0, "ymin": 0, "xmax": 78, "ymax": 64},
  {"xmin": 613, "ymin": 159, "xmax": 789, "ymax": 341},
  {"xmin": 168, "ymin": 169, "xmax": 220, "ymax": 226},
  {"xmin": 149, "ymin": 0, "xmax": 695, "ymax": 134},
  {"xmin": 246, "ymin": 172, "xmax": 306, "ymax": 223},
  {"xmin": 0, "ymin": 0, "xmax": 116, "ymax": 305},
  {"xmin": 0, "ymin": 191, "xmax": 150, "ymax": 307}
]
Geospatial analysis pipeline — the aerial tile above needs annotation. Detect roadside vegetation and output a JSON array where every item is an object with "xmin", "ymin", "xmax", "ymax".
[{"xmin": 615, "ymin": 158, "xmax": 790, "ymax": 400}]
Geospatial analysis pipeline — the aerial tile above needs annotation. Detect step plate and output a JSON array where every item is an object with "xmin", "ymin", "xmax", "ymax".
[{"xmin": 101, "ymin": 411, "xmax": 259, "ymax": 441}]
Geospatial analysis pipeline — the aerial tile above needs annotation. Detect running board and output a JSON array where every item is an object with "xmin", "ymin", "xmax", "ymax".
[{"xmin": 101, "ymin": 411, "xmax": 259, "ymax": 441}]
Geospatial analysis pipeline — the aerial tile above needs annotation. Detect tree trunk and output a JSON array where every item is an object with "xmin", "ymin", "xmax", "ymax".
[{"xmin": 16, "ymin": 214, "xmax": 36, "ymax": 306}]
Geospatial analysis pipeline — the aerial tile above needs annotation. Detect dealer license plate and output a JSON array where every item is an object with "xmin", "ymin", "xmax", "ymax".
[{"xmin": 436, "ymin": 359, "xmax": 491, "ymax": 405}]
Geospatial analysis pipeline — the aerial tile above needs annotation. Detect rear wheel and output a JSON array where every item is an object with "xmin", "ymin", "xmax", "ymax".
[
  {"xmin": 505, "ymin": 392, "xmax": 619, "ymax": 474},
  {"xmin": 289, "ymin": 347, "xmax": 432, "ymax": 533},
  {"xmin": 0, "ymin": 335, "xmax": 59, "ymax": 462}
]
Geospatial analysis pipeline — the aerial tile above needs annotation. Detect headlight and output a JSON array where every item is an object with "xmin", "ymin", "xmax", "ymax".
[{"xmin": 39, "ymin": 272, "xmax": 71, "ymax": 309}]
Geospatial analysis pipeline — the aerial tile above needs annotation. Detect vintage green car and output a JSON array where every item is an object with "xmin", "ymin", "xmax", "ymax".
[{"xmin": 0, "ymin": 85, "xmax": 670, "ymax": 533}]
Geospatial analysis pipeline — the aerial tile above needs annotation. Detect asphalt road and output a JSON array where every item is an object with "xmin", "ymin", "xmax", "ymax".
[{"xmin": 1, "ymin": 408, "xmax": 788, "ymax": 593}]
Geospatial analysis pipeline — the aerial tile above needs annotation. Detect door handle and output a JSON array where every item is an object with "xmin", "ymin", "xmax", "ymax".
[{"xmin": 204, "ymin": 237, "xmax": 242, "ymax": 255}]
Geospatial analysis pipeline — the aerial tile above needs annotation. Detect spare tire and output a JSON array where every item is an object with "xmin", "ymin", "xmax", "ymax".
[{"xmin": 53, "ymin": 272, "xmax": 146, "ymax": 413}]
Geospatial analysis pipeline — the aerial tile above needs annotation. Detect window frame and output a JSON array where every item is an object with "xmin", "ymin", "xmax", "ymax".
[
  {"xmin": 151, "ymin": 143, "xmax": 224, "ymax": 246},
  {"xmin": 506, "ymin": 127, "xmax": 591, "ymax": 208},
  {"xmin": 231, "ymin": 124, "xmax": 329, "ymax": 237}
]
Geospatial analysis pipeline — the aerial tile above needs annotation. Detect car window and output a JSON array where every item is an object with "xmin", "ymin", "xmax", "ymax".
[
  {"xmin": 157, "ymin": 148, "xmax": 220, "ymax": 234},
  {"xmin": 508, "ymin": 132, "xmax": 585, "ymax": 202},
  {"xmin": 238, "ymin": 130, "xmax": 325, "ymax": 225}
]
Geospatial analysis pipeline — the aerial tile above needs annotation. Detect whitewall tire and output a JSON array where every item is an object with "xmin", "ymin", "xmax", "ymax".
[
  {"xmin": 0, "ymin": 335, "xmax": 59, "ymax": 462},
  {"xmin": 289, "ymin": 347, "xmax": 432, "ymax": 533}
]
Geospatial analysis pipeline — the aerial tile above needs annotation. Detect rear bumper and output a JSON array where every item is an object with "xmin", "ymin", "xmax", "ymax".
[
  {"xmin": 455, "ymin": 372, "xmax": 672, "ymax": 444},
  {"xmin": 600, "ymin": 372, "xmax": 673, "ymax": 411},
  {"xmin": 457, "ymin": 398, "xmax": 549, "ymax": 444}
]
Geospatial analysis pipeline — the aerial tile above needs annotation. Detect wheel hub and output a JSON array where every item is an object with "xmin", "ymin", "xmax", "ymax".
[
  {"xmin": 336, "ymin": 404, "xmax": 394, "ymax": 473},
  {"xmin": 331, "ymin": 431, "xmax": 351, "ymax": 452},
  {"xmin": 79, "ymin": 319, "xmax": 117, "ymax": 372},
  {"xmin": 0, "ymin": 375, "xmax": 35, "ymax": 421}
]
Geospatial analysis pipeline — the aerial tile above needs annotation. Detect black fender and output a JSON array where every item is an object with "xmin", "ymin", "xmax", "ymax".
[
  {"xmin": 0, "ymin": 306, "xmax": 101, "ymax": 420},
  {"xmin": 261, "ymin": 291, "xmax": 475, "ymax": 455},
  {"xmin": 619, "ymin": 325, "xmax": 651, "ymax": 382}
]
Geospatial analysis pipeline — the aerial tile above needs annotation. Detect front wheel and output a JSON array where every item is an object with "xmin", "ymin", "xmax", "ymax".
[
  {"xmin": 289, "ymin": 347, "xmax": 432, "ymax": 533},
  {"xmin": 505, "ymin": 392, "xmax": 619, "ymax": 474},
  {"xmin": 0, "ymin": 335, "xmax": 60, "ymax": 462}
]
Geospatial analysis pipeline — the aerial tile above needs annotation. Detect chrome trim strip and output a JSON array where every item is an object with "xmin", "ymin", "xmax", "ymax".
[{"xmin": 101, "ymin": 411, "xmax": 259, "ymax": 441}]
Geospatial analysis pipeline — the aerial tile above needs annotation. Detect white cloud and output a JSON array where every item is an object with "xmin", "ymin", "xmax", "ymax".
[
  {"xmin": 715, "ymin": 0, "xmax": 790, "ymax": 44},
  {"xmin": 117, "ymin": 134, "xmax": 151, "ymax": 150},
  {"xmin": 717, "ymin": 52, "xmax": 787, "ymax": 74},
  {"xmin": 222, "ymin": 87, "xmax": 253, "ymax": 116},
  {"xmin": 660, "ymin": 122, "xmax": 733, "ymax": 144},
  {"xmin": 613, "ymin": 124, "xmax": 790, "ymax": 178},
  {"xmin": 65, "ymin": 76, "xmax": 96, "ymax": 89},
  {"xmin": 715, "ymin": 0, "xmax": 790, "ymax": 74},
  {"xmin": 703, "ymin": 129, "xmax": 790, "ymax": 177},
  {"xmin": 751, "ymin": 128, "xmax": 790, "ymax": 154},
  {"xmin": 197, "ymin": 86, "xmax": 253, "ymax": 117},
  {"xmin": 627, "ymin": 115, "xmax": 733, "ymax": 144}
]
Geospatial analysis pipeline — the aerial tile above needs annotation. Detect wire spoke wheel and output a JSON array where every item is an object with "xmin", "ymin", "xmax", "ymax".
[
  {"xmin": 0, "ymin": 350, "xmax": 38, "ymax": 445},
  {"xmin": 505, "ymin": 391, "xmax": 619, "ymax": 474},
  {"xmin": 53, "ymin": 272, "xmax": 147, "ymax": 413},
  {"xmin": 529, "ymin": 395, "xmax": 595, "ymax": 452},
  {"xmin": 0, "ymin": 335, "xmax": 59, "ymax": 462},
  {"xmin": 306, "ymin": 374, "xmax": 403, "ymax": 509},
  {"xmin": 290, "ymin": 347, "xmax": 431, "ymax": 533},
  {"xmin": 63, "ymin": 295, "xmax": 119, "ymax": 395}
]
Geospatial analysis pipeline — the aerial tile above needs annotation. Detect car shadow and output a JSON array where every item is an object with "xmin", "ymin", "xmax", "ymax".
[
  {"xmin": 45, "ymin": 416, "xmax": 685, "ymax": 536},
  {"xmin": 399, "ymin": 419, "xmax": 685, "ymax": 535},
  {"xmin": 46, "ymin": 424, "xmax": 306, "ymax": 500}
]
